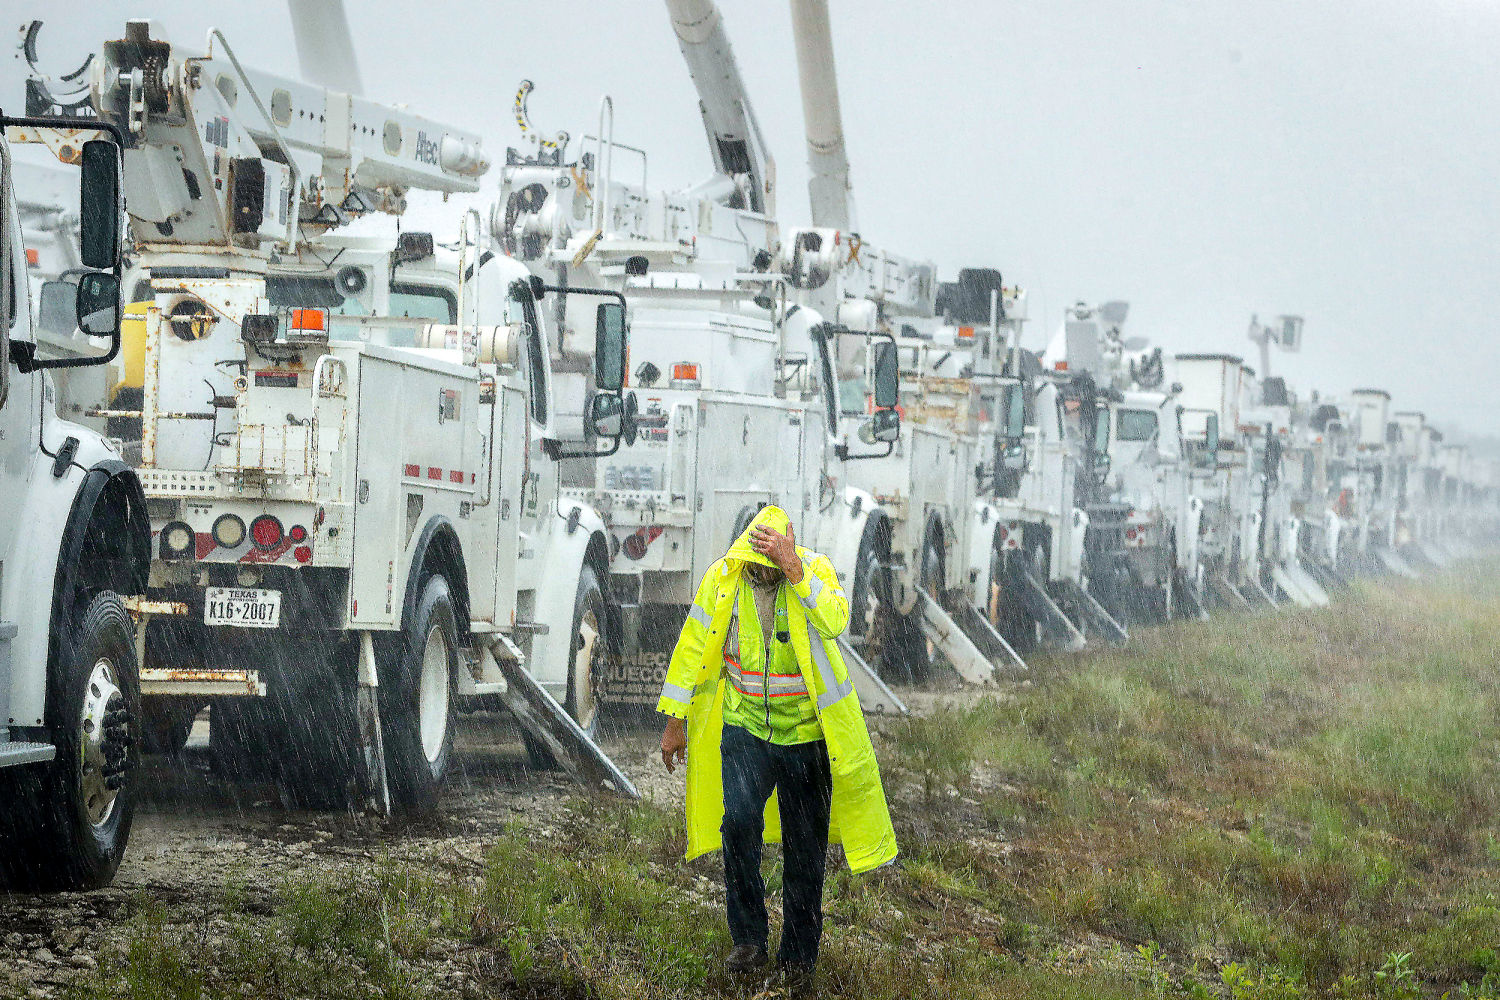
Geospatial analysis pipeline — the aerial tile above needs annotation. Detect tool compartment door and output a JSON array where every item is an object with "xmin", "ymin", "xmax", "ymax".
[
  {"xmin": 346, "ymin": 351, "xmax": 476, "ymax": 628},
  {"xmin": 348, "ymin": 354, "xmax": 406, "ymax": 626},
  {"xmin": 693, "ymin": 396, "xmax": 780, "ymax": 581}
]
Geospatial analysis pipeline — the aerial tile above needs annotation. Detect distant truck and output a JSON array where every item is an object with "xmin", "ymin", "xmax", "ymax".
[{"xmin": 0, "ymin": 115, "xmax": 149, "ymax": 889}]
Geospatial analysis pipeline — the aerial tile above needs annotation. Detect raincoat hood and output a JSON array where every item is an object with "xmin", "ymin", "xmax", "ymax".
[{"xmin": 725, "ymin": 505, "xmax": 792, "ymax": 570}]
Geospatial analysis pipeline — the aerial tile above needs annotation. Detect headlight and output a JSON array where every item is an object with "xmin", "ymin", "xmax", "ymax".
[
  {"xmin": 160, "ymin": 521, "xmax": 195, "ymax": 560},
  {"xmin": 212, "ymin": 513, "xmax": 246, "ymax": 549}
]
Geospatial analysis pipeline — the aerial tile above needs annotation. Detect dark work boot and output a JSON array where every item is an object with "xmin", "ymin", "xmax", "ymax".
[
  {"xmin": 726, "ymin": 943, "xmax": 768, "ymax": 976},
  {"xmin": 781, "ymin": 962, "xmax": 816, "ymax": 998}
]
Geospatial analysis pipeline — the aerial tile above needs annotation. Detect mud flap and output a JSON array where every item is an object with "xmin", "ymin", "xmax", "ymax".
[
  {"xmin": 836, "ymin": 636, "xmax": 909, "ymax": 716},
  {"xmin": 915, "ymin": 590, "xmax": 995, "ymax": 685},
  {"xmin": 491, "ymin": 648, "xmax": 639, "ymax": 800},
  {"xmin": 1299, "ymin": 557, "xmax": 1348, "ymax": 594},
  {"xmin": 1246, "ymin": 577, "xmax": 1281, "ymax": 608},
  {"xmin": 1281, "ymin": 562, "xmax": 1330, "ymax": 607},
  {"xmin": 356, "ymin": 632, "xmax": 391, "ymax": 817},
  {"xmin": 1016, "ymin": 566, "xmax": 1087, "ymax": 651},
  {"xmin": 1207, "ymin": 573, "xmax": 1253, "ymax": 610}
]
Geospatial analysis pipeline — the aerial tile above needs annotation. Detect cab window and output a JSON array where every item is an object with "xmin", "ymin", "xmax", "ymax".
[
  {"xmin": 370, "ymin": 283, "xmax": 455, "ymax": 346},
  {"xmin": 506, "ymin": 281, "xmax": 548, "ymax": 426},
  {"xmin": 267, "ymin": 275, "xmax": 455, "ymax": 346},
  {"xmin": 813, "ymin": 328, "xmax": 839, "ymax": 435},
  {"xmin": 1117, "ymin": 409, "xmax": 1158, "ymax": 442}
]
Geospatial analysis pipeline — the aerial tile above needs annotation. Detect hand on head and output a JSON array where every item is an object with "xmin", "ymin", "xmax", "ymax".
[{"xmin": 750, "ymin": 523, "xmax": 802, "ymax": 584}]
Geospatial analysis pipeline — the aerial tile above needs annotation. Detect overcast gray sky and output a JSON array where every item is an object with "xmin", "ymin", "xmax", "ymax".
[{"xmin": 7, "ymin": 0, "xmax": 1497, "ymax": 437}]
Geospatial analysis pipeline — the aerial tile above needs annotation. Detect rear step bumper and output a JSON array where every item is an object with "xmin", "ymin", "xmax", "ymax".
[{"xmin": 0, "ymin": 741, "xmax": 56, "ymax": 768}]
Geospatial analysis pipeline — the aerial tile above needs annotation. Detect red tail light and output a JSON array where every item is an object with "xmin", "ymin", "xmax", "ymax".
[{"xmin": 250, "ymin": 515, "xmax": 284, "ymax": 551}]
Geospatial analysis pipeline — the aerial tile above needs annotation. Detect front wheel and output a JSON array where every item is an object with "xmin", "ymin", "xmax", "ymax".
[
  {"xmin": 379, "ymin": 575, "xmax": 457, "ymax": 813},
  {"xmin": 0, "ymin": 592, "xmax": 139, "ymax": 891},
  {"xmin": 526, "ymin": 565, "xmax": 610, "ymax": 769}
]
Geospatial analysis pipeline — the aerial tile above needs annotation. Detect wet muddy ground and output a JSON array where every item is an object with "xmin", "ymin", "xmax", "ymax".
[{"xmin": 0, "ymin": 712, "xmax": 685, "ymax": 999}]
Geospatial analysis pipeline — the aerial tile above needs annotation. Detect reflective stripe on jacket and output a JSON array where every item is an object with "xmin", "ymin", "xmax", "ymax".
[
  {"xmin": 656, "ymin": 505, "xmax": 898, "ymax": 874},
  {"xmin": 721, "ymin": 581, "xmax": 822, "ymax": 744}
]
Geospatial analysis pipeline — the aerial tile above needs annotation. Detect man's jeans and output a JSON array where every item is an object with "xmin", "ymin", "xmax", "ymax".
[{"xmin": 720, "ymin": 723, "xmax": 833, "ymax": 969}]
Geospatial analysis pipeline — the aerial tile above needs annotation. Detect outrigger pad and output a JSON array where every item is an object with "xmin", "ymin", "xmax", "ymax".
[
  {"xmin": 836, "ymin": 636, "xmax": 909, "ymax": 716},
  {"xmin": 492, "ymin": 652, "xmax": 640, "ymax": 801}
]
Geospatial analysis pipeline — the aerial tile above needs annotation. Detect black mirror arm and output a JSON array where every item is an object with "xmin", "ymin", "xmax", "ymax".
[
  {"xmin": 547, "ymin": 435, "xmax": 623, "ymax": 460},
  {"xmin": 541, "ymin": 285, "xmax": 627, "ymax": 310},
  {"xmin": 4, "ymin": 114, "xmax": 128, "ymax": 372},
  {"xmin": 24, "ymin": 329, "xmax": 121, "ymax": 371},
  {"xmin": 834, "ymin": 439, "xmax": 895, "ymax": 462}
]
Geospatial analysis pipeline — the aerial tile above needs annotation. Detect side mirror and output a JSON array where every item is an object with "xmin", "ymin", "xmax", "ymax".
[
  {"xmin": 75, "ymin": 271, "xmax": 121, "ymax": 338},
  {"xmin": 529, "ymin": 274, "xmax": 546, "ymax": 302},
  {"xmin": 871, "ymin": 407, "xmax": 900, "ymax": 443},
  {"xmin": 872, "ymin": 340, "xmax": 899, "ymax": 409},
  {"xmin": 79, "ymin": 139, "xmax": 121, "ymax": 270},
  {"xmin": 594, "ymin": 301, "xmax": 626, "ymax": 392},
  {"xmin": 589, "ymin": 392, "xmax": 623, "ymax": 438},
  {"xmin": 1205, "ymin": 413, "xmax": 1220, "ymax": 456}
]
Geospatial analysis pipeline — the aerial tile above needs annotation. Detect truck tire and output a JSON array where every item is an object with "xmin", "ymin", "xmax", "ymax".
[
  {"xmin": 526, "ymin": 565, "xmax": 608, "ymax": 770},
  {"xmin": 379, "ymin": 575, "xmax": 457, "ymax": 813},
  {"xmin": 0, "ymin": 592, "xmax": 139, "ymax": 891},
  {"xmin": 207, "ymin": 642, "xmax": 358, "ymax": 810},
  {"xmin": 885, "ymin": 537, "xmax": 941, "ymax": 685},
  {"xmin": 140, "ymin": 700, "xmax": 198, "ymax": 757},
  {"xmin": 848, "ymin": 523, "xmax": 890, "ymax": 646}
]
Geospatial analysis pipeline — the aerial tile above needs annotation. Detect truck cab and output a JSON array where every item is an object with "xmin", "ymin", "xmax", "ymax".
[{"xmin": 0, "ymin": 119, "xmax": 149, "ymax": 890}]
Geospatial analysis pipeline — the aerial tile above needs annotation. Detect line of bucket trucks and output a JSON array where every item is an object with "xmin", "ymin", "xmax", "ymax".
[{"xmin": 2, "ymin": 1, "xmax": 1496, "ymax": 889}]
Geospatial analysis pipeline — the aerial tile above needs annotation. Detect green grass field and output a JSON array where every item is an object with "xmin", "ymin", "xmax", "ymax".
[{"xmin": 70, "ymin": 568, "xmax": 1500, "ymax": 999}]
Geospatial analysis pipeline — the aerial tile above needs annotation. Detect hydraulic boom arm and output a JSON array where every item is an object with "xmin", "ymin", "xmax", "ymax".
[
  {"xmin": 664, "ymin": 0, "xmax": 774, "ymax": 215},
  {"xmin": 788, "ymin": 0, "xmax": 853, "ymax": 232}
]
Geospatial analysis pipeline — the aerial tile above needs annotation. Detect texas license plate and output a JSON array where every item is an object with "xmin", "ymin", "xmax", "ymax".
[{"xmin": 204, "ymin": 588, "xmax": 281, "ymax": 628}]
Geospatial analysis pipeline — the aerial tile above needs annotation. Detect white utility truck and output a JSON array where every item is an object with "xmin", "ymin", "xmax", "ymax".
[
  {"xmin": 1, "ymin": 114, "xmax": 149, "ymax": 889},
  {"xmin": 39, "ymin": 22, "xmax": 635, "ymax": 811},
  {"xmin": 498, "ymin": 0, "xmax": 907, "ymax": 714},
  {"xmin": 784, "ymin": 0, "xmax": 1023, "ymax": 686}
]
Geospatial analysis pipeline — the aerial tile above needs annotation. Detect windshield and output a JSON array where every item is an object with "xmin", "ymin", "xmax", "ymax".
[{"xmin": 1117, "ymin": 408, "xmax": 1158, "ymax": 442}]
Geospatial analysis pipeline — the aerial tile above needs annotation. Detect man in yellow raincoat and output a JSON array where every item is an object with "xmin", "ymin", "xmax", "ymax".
[{"xmin": 658, "ymin": 505, "xmax": 897, "ymax": 987}]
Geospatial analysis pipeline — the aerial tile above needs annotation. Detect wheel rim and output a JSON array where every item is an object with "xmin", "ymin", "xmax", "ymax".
[
  {"xmin": 571, "ymin": 606, "xmax": 601, "ymax": 732},
  {"xmin": 80, "ymin": 657, "xmax": 124, "ymax": 828},
  {"xmin": 418, "ymin": 625, "xmax": 451, "ymax": 765}
]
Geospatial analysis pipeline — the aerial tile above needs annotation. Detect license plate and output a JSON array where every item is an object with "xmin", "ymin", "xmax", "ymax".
[{"xmin": 204, "ymin": 588, "xmax": 281, "ymax": 628}]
